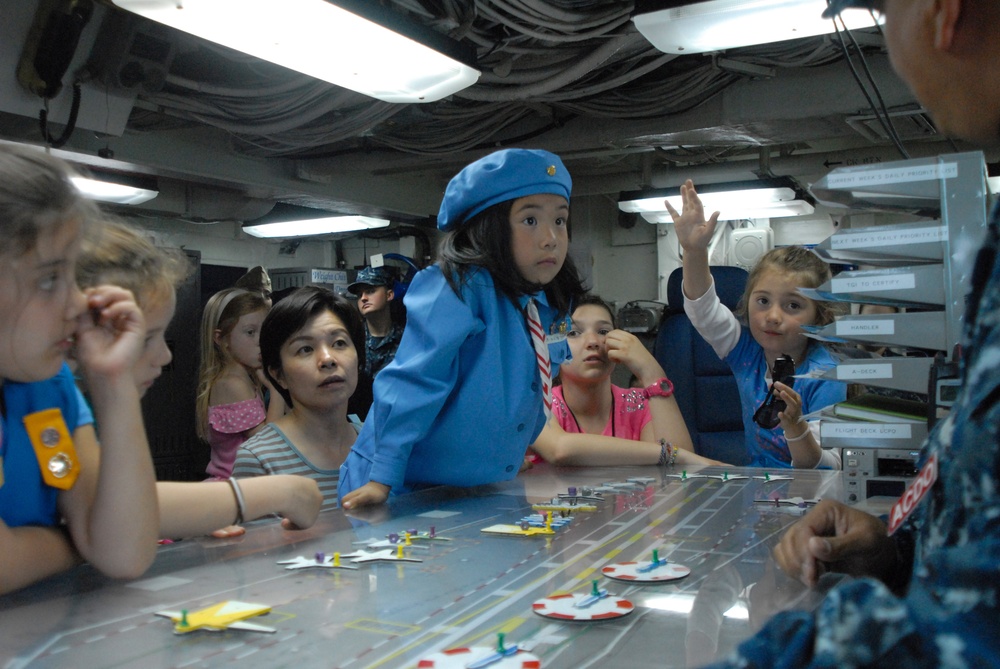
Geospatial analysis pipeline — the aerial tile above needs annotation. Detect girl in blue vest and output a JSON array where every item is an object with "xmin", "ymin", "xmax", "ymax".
[
  {"xmin": 669, "ymin": 179, "xmax": 846, "ymax": 469},
  {"xmin": 340, "ymin": 149, "xmax": 586, "ymax": 508},
  {"xmin": 0, "ymin": 146, "xmax": 158, "ymax": 594}
]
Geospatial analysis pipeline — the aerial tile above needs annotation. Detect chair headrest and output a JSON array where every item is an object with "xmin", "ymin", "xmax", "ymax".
[{"xmin": 666, "ymin": 265, "xmax": 749, "ymax": 311}]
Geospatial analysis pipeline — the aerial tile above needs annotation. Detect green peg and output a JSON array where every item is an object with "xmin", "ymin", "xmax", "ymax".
[
  {"xmin": 765, "ymin": 472, "xmax": 771, "ymax": 481},
  {"xmin": 497, "ymin": 632, "xmax": 506, "ymax": 653},
  {"xmin": 180, "ymin": 609, "xmax": 189, "ymax": 627},
  {"xmin": 591, "ymin": 579, "xmax": 600, "ymax": 596},
  {"xmin": 652, "ymin": 548, "xmax": 660, "ymax": 564},
  {"xmin": 723, "ymin": 471, "xmax": 729, "ymax": 481},
  {"xmin": 681, "ymin": 470, "xmax": 687, "ymax": 480}
]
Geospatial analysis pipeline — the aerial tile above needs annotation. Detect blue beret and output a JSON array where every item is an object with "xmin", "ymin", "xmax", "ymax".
[
  {"xmin": 348, "ymin": 266, "xmax": 393, "ymax": 295},
  {"xmin": 437, "ymin": 149, "xmax": 572, "ymax": 232}
]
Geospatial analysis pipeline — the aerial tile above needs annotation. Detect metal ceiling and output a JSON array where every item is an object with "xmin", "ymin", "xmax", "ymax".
[{"xmin": 0, "ymin": 0, "xmax": 957, "ymax": 227}]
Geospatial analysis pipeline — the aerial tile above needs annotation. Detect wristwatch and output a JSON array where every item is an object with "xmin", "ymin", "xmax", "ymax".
[{"xmin": 642, "ymin": 377, "xmax": 674, "ymax": 399}]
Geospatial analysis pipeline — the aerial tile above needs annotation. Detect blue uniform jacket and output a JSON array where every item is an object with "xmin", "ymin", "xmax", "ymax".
[
  {"xmin": 0, "ymin": 364, "xmax": 93, "ymax": 528},
  {"xmin": 339, "ymin": 265, "xmax": 570, "ymax": 496}
]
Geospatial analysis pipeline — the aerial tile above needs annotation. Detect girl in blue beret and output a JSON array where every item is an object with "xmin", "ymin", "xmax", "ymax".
[{"xmin": 340, "ymin": 148, "xmax": 586, "ymax": 508}]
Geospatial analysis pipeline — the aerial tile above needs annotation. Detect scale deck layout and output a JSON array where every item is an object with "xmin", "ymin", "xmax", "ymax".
[{"xmin": 0, "ymin": 466, "xmax": 844, "ymax": 669}]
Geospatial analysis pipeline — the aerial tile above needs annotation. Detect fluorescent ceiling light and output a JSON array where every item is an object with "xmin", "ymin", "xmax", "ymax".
[
  {"xmin": 244, "ymin": 205, "xmax": 390, "ymax": 238},
  {"xmin": 619, "ymin": 178, "xmax": 815, "ymax": 222},
  {"xmin": 112, "ymin": 0, "xmax": 480, "ymax": 103},
  {"xmin": 633, "ymin": 0, "xmax": 883, "ymax": 55},
  {"xmin": 71, "ymin": 175, "xmax": 158, "ymax": 205}
]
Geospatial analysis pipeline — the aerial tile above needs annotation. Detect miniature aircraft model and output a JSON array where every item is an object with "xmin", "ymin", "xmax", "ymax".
[
  {"xmin": 418, "ymin": 633, "xmax": 539, "ymax": 669},
  {"xmin": 519, "ymin": 512, "xmax": 571, "ymax": 529},
  {"xmin": 479, "ymin": 520, "xmax": 556, "ymax": 537},
  {"xmin": 155, "ymin": 600, "xmax": 275, "ymax": 634},
  {"xmin": 754, "ymin": 496, "xmax": 822, "ymax": 508},
  {"xmin": 602, "ymin": 549, "xmax": 691, "ymax": 583},
  {"xmin": 533, "ymin": 580, "xmax": 634, "ymax": 621},
  {"xmin": 338, "ymin": 545, "xmax": 424, "ymax": 564},
  {"xmin": 703, "ymin": 471, "xmax": 750, "ymax": 482},
  {"xmin": 752, "ymin": 472, "xmax": 794, "ymax": 483},
  {"xmin": 557, "ymin": 486, "xmax": 605, "ymax": 502},
  {"xmin": 392, "ymin": 526, "xmax": 452, "ymax": 543},
  {"xmin": 277, "ymin": 551, "xmax": 360, "ymax": 570},
  {"xmin": 532, "ymin": 498, "xmax": 597, "ymax": 514},
  {"xmin": 665, "ymin": 470, "xmax": 710, "ymax": 481}
]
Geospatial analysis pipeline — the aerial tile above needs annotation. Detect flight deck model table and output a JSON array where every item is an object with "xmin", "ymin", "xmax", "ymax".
[{"xmin": 0, "ymin": 465, "xmax": 845, "ymax": 669}]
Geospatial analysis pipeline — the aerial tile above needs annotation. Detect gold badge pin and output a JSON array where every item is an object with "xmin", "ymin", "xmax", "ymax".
[
  {"xmin": 24, "ymin": 408, "xmax": 80, "ymax": 490},
  {"xmin": 547, "ymin": 165, "xmax": 556, "ymax": 176}
]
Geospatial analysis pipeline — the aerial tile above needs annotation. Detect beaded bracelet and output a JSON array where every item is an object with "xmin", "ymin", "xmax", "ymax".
[
  {"xmin": 227, "ymin": 477, "xmax": 247, "ymax": 525},
  {"xmin": 658, "ymin": 439, "xmax": 676, "ymax": 467}
]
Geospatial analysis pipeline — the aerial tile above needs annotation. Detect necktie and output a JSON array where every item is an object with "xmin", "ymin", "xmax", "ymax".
[{"xmin": 526, "ymin": 298, "xmax": 552, "ymax": 418}]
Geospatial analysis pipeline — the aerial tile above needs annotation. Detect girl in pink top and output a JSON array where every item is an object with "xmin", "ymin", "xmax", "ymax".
[
  {"xmin": 196, "ymin": 288, "xmax": 285, "ymax": 480},
  {"xmin": 529, "ymin": 295, "xmax": 722, "ymax": 467}
]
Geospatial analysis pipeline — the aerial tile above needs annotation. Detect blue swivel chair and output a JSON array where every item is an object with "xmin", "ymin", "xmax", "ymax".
[{"xmin": 655, "ymin": 266, "xmax": 750, "ymax": 465}]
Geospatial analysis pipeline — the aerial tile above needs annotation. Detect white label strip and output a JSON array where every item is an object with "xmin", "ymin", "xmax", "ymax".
[
  {"xmin": 835, "ymin": 363, "xmax": 894, "ymax": 380},
  {"xmin": 821, "ymin": 423, "xmax": 913, "ymax": 439},
  {"xmin": 830, "ymin": 225, "xmax": 947, "ymax": 249},
  {"xmin": 835, "ymin": 319, "xmax": 895, "ymax": 336},
  {"xmin": 311, "ymin": 269, "xmax": 348, "ymax": 283},
  {"xmin": 826, "ymin": 162, "xmax": 958, "ymax": 189},
  {"xmin": 832, "ymin": 273, "xmax": 916, "ymax": 293}
]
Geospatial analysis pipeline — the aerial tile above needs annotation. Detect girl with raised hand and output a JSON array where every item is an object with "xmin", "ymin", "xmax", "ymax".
[{"xmin": 668, "ymin": 180, "xmax": 845, "ymax": 468}]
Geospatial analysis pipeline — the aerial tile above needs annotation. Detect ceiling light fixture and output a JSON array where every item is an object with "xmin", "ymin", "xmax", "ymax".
[
  {"xmin": 632, "ymin": 0, "xmax": 883, "ymax": 55},
  {"xmin": 243, "ymin": 204, "xmax": 391, "ymax": 238},
  {"xmin": 619, "ymin": 177, "xmax": 815, "ymax": 223},
  {"xmin": 111, "ymin": 0, "xmax": 480, "ymax": 103},
  {"xmin": 71, "ymin": 173, "xmax": 158, "ymax": 205}
]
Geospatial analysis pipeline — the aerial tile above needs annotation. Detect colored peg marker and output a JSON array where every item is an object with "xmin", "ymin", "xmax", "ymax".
[
  {"xmin": 637, "ymin": 548, "xmax": 667, "ymax": 573},
  {"xmin": 315, "ymin": 551, "xmax": 325, "ymax": 564},
  {"xmin": 465, "ymin": 632, "xmax": 521, "ymax": 669},
  {"xmin": 575, "ymin": 580, "xmax": 609, "ymax": 608},
  {"xmin": 333, "ymin": 552, "xmax": 341, "ymax": 567},
  {"xmin": 180, "ymin": 609, "xmax": 189, "ymax": 627},
  {"xmin": 397, "ymin": 544, "xmax": 404, "ymax": 559}
]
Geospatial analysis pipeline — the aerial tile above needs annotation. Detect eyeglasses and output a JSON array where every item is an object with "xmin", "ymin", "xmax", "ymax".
[{"xmin": 821, "ymin": 0, "xmax": 885, "ymax": 19}]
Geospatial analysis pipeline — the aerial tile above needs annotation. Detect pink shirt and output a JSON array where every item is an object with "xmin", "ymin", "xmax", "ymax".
[
  {"xmin": 550, "ymin": 384, "xmax": 652, "ymax": 440},
  {"xmin": 205, "ymin": 395, "xmax": 266, "ymax": 479}
]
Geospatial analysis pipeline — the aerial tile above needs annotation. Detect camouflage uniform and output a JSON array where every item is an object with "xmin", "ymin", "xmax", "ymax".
[{"xmin": 364, "ymin": 322, "xmax": 402, "ymax": 378}]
